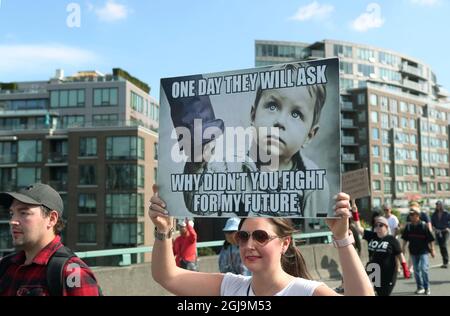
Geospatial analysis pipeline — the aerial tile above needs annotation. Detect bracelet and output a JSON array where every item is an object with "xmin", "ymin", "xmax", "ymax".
[
  {"xmin": 154, "ymin": 227, "xmax": 174, "ymax": 241},
  {"xmin": 332, "ymin": 232, "xmax": 355, "ymax": 248}
]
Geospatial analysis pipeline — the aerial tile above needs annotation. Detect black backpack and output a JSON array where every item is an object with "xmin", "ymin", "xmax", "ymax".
[{"xmin": 0, "ymin": 246, "xmax": 102, "ymax": 296}]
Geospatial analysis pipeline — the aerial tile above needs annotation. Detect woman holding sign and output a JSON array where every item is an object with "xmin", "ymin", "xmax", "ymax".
[{"xmin": 149, "ymin": 185, "xmax": 374, "ymax": 296}]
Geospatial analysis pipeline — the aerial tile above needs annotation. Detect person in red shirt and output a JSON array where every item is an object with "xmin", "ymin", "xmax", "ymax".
[
  {"xmin": 0, "ymin": 183, "xmax": 100, "ymax": 296},
  {"xmin": 173, "ymin": 218, "xmax": 198, "ymax": 271}
]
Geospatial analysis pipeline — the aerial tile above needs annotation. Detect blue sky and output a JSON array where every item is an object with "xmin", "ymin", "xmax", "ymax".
[{"xmin": 0, "ymin": 0, "xmax": 449, "ymax": 100}]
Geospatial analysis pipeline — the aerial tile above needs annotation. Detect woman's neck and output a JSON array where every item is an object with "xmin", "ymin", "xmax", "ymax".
[{"xmin": 250, "ymin": 269, "xmax": 294, "ymax": 296}]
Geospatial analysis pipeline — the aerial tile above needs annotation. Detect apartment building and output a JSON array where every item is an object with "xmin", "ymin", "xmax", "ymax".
[
  {"xmin": 255, "ymin": 39, "xmax": 450, "ymax": 219},
  {"xmin": 0, "ymin": 69, "xmax": 159, "ymax": 264}
]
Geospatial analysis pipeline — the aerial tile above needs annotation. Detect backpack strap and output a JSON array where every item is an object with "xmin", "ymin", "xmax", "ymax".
[
  {"xmin": 0, "ymin": 253, "xmax": 16, "ymax": 277},
  {"xmin": 0, "ymin": 253, "xmax": 17, "ymax": 292},
  {"xmin": 46, "ymin": 246, "xmax": 76, "ymax": 296}
]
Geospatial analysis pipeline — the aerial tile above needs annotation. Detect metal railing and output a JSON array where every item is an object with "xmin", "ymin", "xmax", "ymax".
[{"xmin": 75, "ymin": 231, "xmax": 333, "ymax": 266}]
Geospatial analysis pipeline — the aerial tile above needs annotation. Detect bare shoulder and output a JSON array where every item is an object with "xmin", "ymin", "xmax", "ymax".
[{"xmin": 312, "ymin": 284, "xmax": 340, "ymax": 296}]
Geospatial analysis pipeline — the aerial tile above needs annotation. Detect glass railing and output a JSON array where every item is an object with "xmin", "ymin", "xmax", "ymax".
[{"xmin": 48, "ymin": 152, "xmax": 68, "ymax": 163}]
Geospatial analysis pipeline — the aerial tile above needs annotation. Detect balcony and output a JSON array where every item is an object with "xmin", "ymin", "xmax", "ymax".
[
  {"xmin": 342, "ymin": 136, "xmax": 357, "ymax": 145},
  {"xmin": 0, "ymin": 182, "xmax": 16, "ymax": 192},
  {"xmin": 402, "ymin": 79, "xmax": 428, "ymax": 94},
  {"xmin": 48, "ymin": 180, "xmax": 68, "ymax": 192},
  {"xmin": 47, "ymin": 152, "xmax": 68, "ymax": 163},
  {"xmin": 0, "ymin": 155, "xmax": 17, "ymax": 164},
  {"xmin": 401, "ymin": 63, "xmax": 426, "ymax": 79},
  {"xmin": 341, "ymin": 102, "xmax": 355, "ymax": 111},
  {"xmin": 342, "ymin": 153, "xmax": 356, "ymax": 161},
  {"xmin": 341, "ymin": 119, "xmax": 356, "ymax": 128}
]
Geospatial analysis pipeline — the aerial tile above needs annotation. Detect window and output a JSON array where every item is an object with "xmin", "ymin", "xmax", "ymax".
[
  {"xmin": 379, "ymin": 68, "xmax": 401, "ymax": 82},
  {"xmin": 382, "ymin": 130, "xmax": 389, "ymax": 144},
  {"xmin": 150, "ymin": 102, "xmax": 159, "ymax": 121},
  {"xmin": 50, "ymin": 90, "xmax": 85, "ymax": 108},
  {"xmin": 372, "ymin": 145, "xmax": 379, "ymax": 157},
  {"xmin": 397, "ymin": 182, "xmax": 404, "ymax": 193},
  {"xmin": 372, "ymin": 180, "xmax": 381, "ymax": 191},
  {"xmin": 372, "ymin": 198, "xmax": 382, "ymax": 207},
  {"xmin": 106, "ymin": 136, "xmax": 144, "ymax": 160},
  {"xmin": 340, "ymin": 78, "xmax": 354, "ymax": 90},
  {"xmin": 78, "ymin": 223, "xmax": 96, "ymax": 243},
  {"xmin": 371, "ymin": 111, "xmax": 378, "ymax": 123},
  {"xmin": 110, "ymin": 223, "xmax": 144, "ymax": 245},
  {"xmin": 339, "ymin": 61, "xmax": 353, "ymax": 74},
  {"xmin": 357, "ymin": 94, "xmax": 366, "ymax": 105},
  {"xmin": 60, "ymin": 115, "xmax": 85, "ymax": 128},
  {"xmin": 357, "ymin": 48, "xmax": 375, "ymax": 61},
  {"xmin": 372, "ymin": 128, "xmax": 379, "ymax": 140},
  {"xmin": 384, "ymin": 181, "xmax": 392, "ymax": 194},
  {"xmin": 0, "ymin": 168, "xmax": 16, "ymax": 191},
  {"xmin": 79, "ymin": 137, "xmax": 97, "ymax": 157},
  {"xmin": 389, "ymin": 99, "xmax": 398, "ymax": 113},
  {"xmin": 401, "ymin": 117, "xmax": 408, "ymax": 128},
  {"xmin": 390, "ymin": 115, "xmax": 398, "ymax": 128},
  {"xmin": 79, "ymin": 165, "xmax": 96, "ymax": 185},
  {"xmin": 18, "ymin": 140, "xmax": 42, "ymax": 163},
  {"xmin": 384, "ymin": 164, "xmax": 391, "ymax": 176},
  {"xmin": 379, "ymin": 52, "xmax": 400, "ymax": 66},
  {"xmin": 154, "ymin": 167, "xmax": 158, "ymax": 183},
  {"xmin": 382, "ymin": 147, "xmax": 390, "ymax": 161},
  {"xmin": 408, "ymin": 103, "xmax": 415, "ymax": 115},
  {"xmin": 154, "ymin": 142, "xmax": 158, "ymax": 160},
  {"xmin": 106, "ymin": 193, "xmax": 144, "ymax": 217},
  {"xmin": 17, "ymin": 168, "xmax": 41, "ymax": 188},
  {"xmin": 421, "ymin": 183, "xmax": 428, "ymax": 194},
  {"xmin": 370, "ymin": 94, "xmax": 377, "ymax": 106},
  {"xmin": 107, "ymin": 164, "xmax": 144, "ymax": 189},
  {"xmin": 381, "ymin": 114, "xmax": 389, "ymax": 128},
  {"xmin": 373, "ymin": 163, "xmax": 380, "ymax": 174},
  {"xmin": 358, "ymin": 111, "xmax": 367, "ymax": 123},
  {"xmin": 358, "ymin": 127, "xmax": 367, "ymax": 140},
  {"xmin": 400, "ymin": 101, "xmax": 407, "ymax": 112},
  {"xmin": 430, "ymin": 183, "xmax": 435, "ymax": 193},
  {"xmin": 357, "ymin": 64, "xmax": 375, "ymax": 77},
  {"xmin": 0, "ymin": 142, "xmax": 17, "ymax": 164},
  {"xmin": 131, "ymin": 92, "xmax": 144, "ymax": 113},
  {"xmin": 93, "ymin": 88, "xmax": 118, "ymax": 106},
  {"xmin": 92, "ymin": 114, "xmax": 118, "ymax": 127},
  {"xmin": 334, "ymin": 44, "xmax": 353, "ymax": 57},
  {"xmin": 78, "ymin": 194, "xmax": 96, "ymax": 214},
  {"xmin": 409, "ymin": 119, "xmax": 416, "ymax": 129},
  {"xmin": 380, "ymin": 97, "xmax": 388, "ymax": 111}
]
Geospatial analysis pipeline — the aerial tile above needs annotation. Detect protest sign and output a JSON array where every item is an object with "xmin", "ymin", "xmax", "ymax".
[{"xmin": 158, "ymin": 58, "xmax": 340, "ymax": 217}]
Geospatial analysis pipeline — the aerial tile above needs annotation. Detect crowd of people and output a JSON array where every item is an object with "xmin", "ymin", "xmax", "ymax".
[{"xmin": 0, "ymin": 182, "xmax": 448, "ymax": 296}]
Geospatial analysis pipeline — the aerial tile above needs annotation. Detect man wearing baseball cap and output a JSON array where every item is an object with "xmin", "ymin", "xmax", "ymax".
[
  {"xmin": 0, "ymin": 183, "xmax": 100, "ymax": 296},
  {"xmin": 402, "ymin": 206, "xmax": 435, "ymax": 295}
]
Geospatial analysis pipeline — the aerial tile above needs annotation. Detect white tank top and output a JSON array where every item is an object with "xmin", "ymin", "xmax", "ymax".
[{"xmin": 220, "ymin": 273, "xmax": 323, "ymax": 296}]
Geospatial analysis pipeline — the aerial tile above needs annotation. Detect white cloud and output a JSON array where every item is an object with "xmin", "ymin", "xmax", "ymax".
[
  {"xmin": 94, "ymin": 0, "xmax": 130, "ymax": 22},
  {"xmin": 289, "ymin": 1, "xmax": 334, "ymax": 21},
  {"xmin": 0, "ymin": 44, "xmax": 98, "ymax": 75},
  {"xmin": 409, "ymin": 0, "xmax": 441, "ymax": 6},
  {"xmin": 351, "ymin": 3, "xmax": 385, "ymax": 32}
]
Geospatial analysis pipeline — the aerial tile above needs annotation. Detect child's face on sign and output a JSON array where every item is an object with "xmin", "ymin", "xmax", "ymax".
[{"xmin": 252, "ymin": 86, "xmax": 319, "ymax": 162}]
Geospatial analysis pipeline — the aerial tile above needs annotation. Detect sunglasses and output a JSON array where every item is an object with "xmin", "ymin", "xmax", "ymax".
[
  {"xmin": 235, "ymin": 230, "xmax": 281, "ymax": 246},
  {"xmin": 374, "ymin": 223, "xmax": 386, "ymax": 228}
]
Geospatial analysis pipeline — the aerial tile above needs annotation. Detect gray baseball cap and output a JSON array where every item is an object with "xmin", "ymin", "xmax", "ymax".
[{"xmin": 0, "ymin": 183, "xmax": 63, "ymax": 215}]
